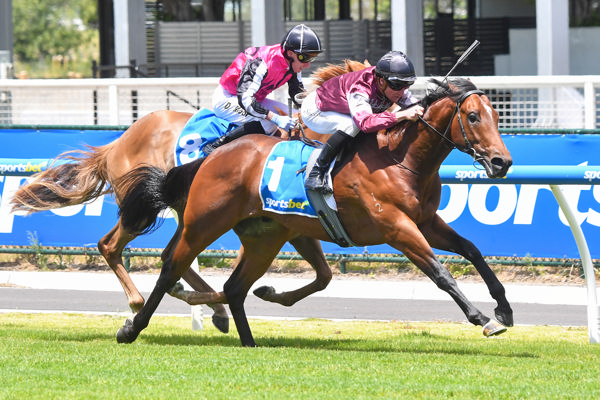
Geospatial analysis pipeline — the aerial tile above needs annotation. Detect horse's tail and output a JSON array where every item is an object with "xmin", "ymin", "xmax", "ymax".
[
  {"xmin": 10, "ymin": 145, "xmax": 114, "ymax": 214},
  {"xmin": 117, "ymin": 158, "xmax": 206, "ymax": 235}
]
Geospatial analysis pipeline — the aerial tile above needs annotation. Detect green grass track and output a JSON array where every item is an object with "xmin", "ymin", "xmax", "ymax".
[{"xmin": 0, "ymin": 313, "xmax": 598, "ymax": 399}]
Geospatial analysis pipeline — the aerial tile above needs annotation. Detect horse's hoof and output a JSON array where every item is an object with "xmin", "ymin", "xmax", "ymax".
[
  {"xmin": 495, "ymin": 306, "xmax": 514, "ymax": 327},
  {"xmin": 482, "ymin": 319, "xmax": 507, "ymax": 337},
  {"xmin": 253, "ymin": 285, "xmax": 275, "ymax": 300},
  {"xmin": 212, "ymin": 315, "xmax": 229, "ymax": 334},
  {"xmin": 116, "ymin": 318, "xmax": 138, "ymax": 343}
]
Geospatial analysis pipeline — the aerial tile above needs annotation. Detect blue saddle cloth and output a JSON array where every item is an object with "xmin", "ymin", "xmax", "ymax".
[
  {"xmin": 259, "ymin": 141, "xmax": 318, "ymax": 218},
  {"xmin": 174, "ymin": 108, "xmax": 235, "ymax": 166},
  {"xmin": 175, "ymin": 111, "xmax": 317, "ymax": 218}
]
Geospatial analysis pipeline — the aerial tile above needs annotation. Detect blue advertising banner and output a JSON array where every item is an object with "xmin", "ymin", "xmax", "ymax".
[
  {"xmin": 0, "ymin": 128, "xmax": 242, "ymax": 252},
  {"xmin": 1, "ymin": 129, "xmax": 599, "ymax": 258}
]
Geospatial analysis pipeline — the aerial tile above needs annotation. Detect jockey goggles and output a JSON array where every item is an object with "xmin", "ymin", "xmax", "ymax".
[
  {"xmin": 385, "ymin": 77, "xmax": 414, "ymax": 91},
  {"xmin": 295, "ymin": 51, "xmax": 320, "ymax": 63}
]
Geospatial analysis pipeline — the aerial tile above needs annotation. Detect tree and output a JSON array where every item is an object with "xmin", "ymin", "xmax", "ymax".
[
  {"xmin": 202, "ymin": 0, "xmax": 227, "ymax": 21},
  {"xmin": 157, "ymin": 0, "xmax": 228, "ymax": 21},
  {"xmin": 571, "ymin": 0, "xmax": 600, "ymax": 26},
  {"xmin": 13, "ymin": 0, "xmax": 97, "ymax": 63},
  {"xmin": 158, "ymin": 0, "xmax": 226, "ymax": 21},
  {"xmin": 157, "ymin": 0, "xmax": 195, "ymax": 21}
]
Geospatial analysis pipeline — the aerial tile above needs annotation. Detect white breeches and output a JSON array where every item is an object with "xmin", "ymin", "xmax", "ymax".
[
  {"xmin": 300, "ymin": 90, "xmax": 360, "ymax": 138},
  {"xmin": 212, "ymin": 85, "xmax": 289, "ymax": 135}
]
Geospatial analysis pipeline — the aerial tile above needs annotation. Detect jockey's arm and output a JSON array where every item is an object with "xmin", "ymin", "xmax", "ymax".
[
  {"xmin": 236, "ymin": 58, "xmax": 297, "ymax": 132},
  {"xmin": 347, "ymin": 91, "xmax": 398, "ymax": 133},
  {"xmin": 237, "ymin": 59, "xmax": 270, "ymax": 120}
]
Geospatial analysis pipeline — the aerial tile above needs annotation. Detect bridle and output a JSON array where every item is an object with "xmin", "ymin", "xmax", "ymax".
[
  {"xmin": 417, "ymin": 89, "xmax": 487, "ymax": 164},
  {"xmin": 388, "ymin": 89, "xmax": 487, "ymax": 175}
]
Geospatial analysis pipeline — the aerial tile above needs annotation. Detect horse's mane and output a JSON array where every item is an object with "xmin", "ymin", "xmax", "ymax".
[
  {"xmin": 420, "ymin": 78, "xmax": 479, "ymax": 109},
  {"xmin": 310, "ymin": 59, "xmax": 371, "ymax": 87}
]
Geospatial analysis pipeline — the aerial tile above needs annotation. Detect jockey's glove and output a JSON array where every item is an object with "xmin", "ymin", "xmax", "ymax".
[{"xmin": 271, "ymin": 114, "xmax": 297, "ymax": 131}]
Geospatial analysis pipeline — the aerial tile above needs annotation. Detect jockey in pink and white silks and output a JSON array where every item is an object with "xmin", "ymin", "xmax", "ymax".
[
  {"xmin": 302, "ymin": 50, "xmax": 425, "ymax": 193},
  {"xmin": 204, "ymin": 24, "xmax": 323, "ymax": 154}
]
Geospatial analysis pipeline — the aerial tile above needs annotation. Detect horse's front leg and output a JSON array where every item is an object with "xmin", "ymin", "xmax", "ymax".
[
  {"xmin": 181, "ymin": 269, "xmax": 229, "ymax": 333},
  {"xmin": 420, "ymin": 214, "xmax": 513, "ymax": 327},
  {"xmin": 168, "ymin": 280, "xmax": 228, "ymax": 305},
  {"xmin": 225, "ymin": 233, "xmax": 290, "ymax": 347},
  {"xmin": 385, "ymin": 221, "xmax": 506, "ymax": 337},
  {"xmin": 117, "ymin": 230, "xmax": 202, "ymax": 344},
  {"xmin": 253, "ymin": 236, "xmax": 332, "ymax": 306}
]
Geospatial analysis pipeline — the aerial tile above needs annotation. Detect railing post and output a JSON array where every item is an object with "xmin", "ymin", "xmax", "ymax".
[
  {"xmin": 550, "ymin": 185, "xmax": 599, "ymax": 344},
  {"xmin": 123, "ymin": 248, "xmax": 131, "ymax": 272},
  {"xmin": 108, "ymin": 84, "xmax": 119, "ymax": 125},
  {"xmin": 584, "ymin": 80, "xmax": 596, "ymax": 129},
  {"xmin": 339, "ymin": 255, "xmax": 347, "ymax": 274}
]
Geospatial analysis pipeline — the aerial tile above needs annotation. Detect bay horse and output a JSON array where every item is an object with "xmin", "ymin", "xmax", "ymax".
[
  {"xmin": 8, "ymin": 60, "xmax": 366, "ymax": 332},
  {"xmin": 114, "ymin": 77, "xmax": 514, "ymax": 347}
]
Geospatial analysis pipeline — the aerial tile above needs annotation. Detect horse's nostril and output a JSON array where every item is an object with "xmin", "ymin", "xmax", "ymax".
[
  {"xmin": 491, "ymin": 157, "xmax": 511, "ymax": 168},
  {"xmin": 491, "ymin": 158, "xmax": 505, "ymax": 168},
  {"xmin": 490, "ymin": 157, "xmax": 512, "ymax": 175}
]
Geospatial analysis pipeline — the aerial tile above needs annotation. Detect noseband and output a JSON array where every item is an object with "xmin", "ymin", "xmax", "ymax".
[{"xmin": 417, "ymin": 89, "xmax": 486, "ymax": 163}]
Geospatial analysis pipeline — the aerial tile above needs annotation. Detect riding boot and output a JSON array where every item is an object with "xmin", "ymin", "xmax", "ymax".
[
  {"xmin": 305, "ymin": 131, "xmax": 352, "ymax": 193},
  {"xmin": 202, "ymin": 121, "xmax": 265, "ymax": 155}
]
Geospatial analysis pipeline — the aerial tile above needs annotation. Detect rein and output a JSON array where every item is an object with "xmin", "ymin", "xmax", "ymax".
[{"xmin": 293, "ymin": 115, "xmax": 321, "ymax": 148}]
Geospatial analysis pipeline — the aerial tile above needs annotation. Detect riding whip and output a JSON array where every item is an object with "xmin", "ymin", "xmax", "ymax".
[{"xmin": 443, "ymin": 39, "xmax": 480, "ymax": 80}]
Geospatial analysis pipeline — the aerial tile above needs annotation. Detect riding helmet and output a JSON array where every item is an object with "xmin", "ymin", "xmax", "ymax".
[
  {"xmin": 281, "ymin": 24, "xmax": 324, "ymax": 54},
  {"xmin": 374, "ymin": 51, "xmax": 417, "ymax": 83}
]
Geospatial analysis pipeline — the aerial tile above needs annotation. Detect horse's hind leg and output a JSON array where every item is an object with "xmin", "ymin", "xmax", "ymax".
[
  {"xmin": 224, "ymin": 229, "xmax": 291, "ymax": 347},
  {"xmin": 97, "ymin": 219, "xmax": 144, "ymax": 313},
  {"xmin": 117, "ymin": 225, "xmax": 215, "ymax": 344},
  {"xmin": 253, "ymin": 236, "xmax": 332, "ymax": 306},
  {"xmin": 117, "ymin": 255, "xmax": 187, "ymax": 344},
  {"xmin": 164, "ymin": 208, "xmax": 229, "ymax": 333},
  {"xmin": 421, "ymin": 215, "xmax": 513, "ymax": 327}
]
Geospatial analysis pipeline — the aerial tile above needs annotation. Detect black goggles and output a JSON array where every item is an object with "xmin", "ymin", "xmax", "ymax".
[
  {"xmin": 386, "ymin": 78, "xmax": 414, "ymax": 91},
  {"xmin": 295, "ymin": 52, "xmax": 319, "ymax": 63}
]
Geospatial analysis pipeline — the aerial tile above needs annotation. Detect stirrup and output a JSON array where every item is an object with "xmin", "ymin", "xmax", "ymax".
[{"xmin": 305, "ymin": 169, "xmax": 331, "ymax": 193}]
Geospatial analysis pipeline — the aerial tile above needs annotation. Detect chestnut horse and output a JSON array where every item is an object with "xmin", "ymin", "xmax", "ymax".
[
  {"xmin": 8, "ymin": 60, "xmax": 366, "ymax": 332},
  {"xmin": 115, "ymin": 77, "xmax": 514, "ymax": 347}
]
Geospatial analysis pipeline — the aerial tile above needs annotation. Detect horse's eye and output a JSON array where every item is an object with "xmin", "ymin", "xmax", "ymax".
[{"xmin": 468, "ymin": 112, "xmax": 479, "ymax": 123}]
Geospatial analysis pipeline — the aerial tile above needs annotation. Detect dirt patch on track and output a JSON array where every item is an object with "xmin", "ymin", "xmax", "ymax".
[{"xmin": 1, "ymin": 251, "xmax": 593, "ymax": 287}]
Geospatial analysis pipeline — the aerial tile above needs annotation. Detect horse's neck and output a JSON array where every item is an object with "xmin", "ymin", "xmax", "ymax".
[{"xmin": 387, "ymin": 101, "xmax": 455, "ymax": 176}]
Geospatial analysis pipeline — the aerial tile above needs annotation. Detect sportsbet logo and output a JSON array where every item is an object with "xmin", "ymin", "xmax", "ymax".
[
  {"xmin": 0, "ymin": 161, "xmax": 47, "ymax": 174},
  {"xmin": 265, "ymin": 197, "xmax": 310, "ymax": 211},
  {"xmin": 455, "ymin": 169, "xmax": 489, "ymax": 180},
  {"xmin": 584, "ymin": 170, "xmax": 600, "ymax": 181}
]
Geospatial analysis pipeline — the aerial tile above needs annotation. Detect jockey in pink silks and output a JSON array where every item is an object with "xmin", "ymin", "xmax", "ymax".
[
  {"xmin": 204, "ymin": 24, "xmax": 324, "ymax": 154},
  {"xmin": 301, "ymin": 50, "xmax": 425, "ymax": 193}
]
